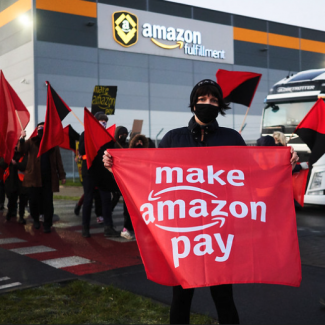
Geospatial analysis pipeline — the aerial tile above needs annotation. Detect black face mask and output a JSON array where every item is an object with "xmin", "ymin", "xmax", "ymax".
[
  {"xmin": 135, "ymin": 144, "xmax": 143, "ymax": 148},
  {"xmin": 119, "ymin": 135, "xmax": 127, "ymax": 144},
  {"xmin": 37, "ymin": 129, "xmax": 43, "ymax": 138},
  {"xmin": 195, "ymin": 104, "xmax": 219, "ymax": 124}
]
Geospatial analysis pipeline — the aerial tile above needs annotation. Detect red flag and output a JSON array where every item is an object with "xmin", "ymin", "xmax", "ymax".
[
  {"xmin": 83, "ymin": 107, "xmax": 115, "ymax": 169},
  {"xmin": 292, "ymin": 166, "xmax": 309, "ymax": 207},
  {"xmin": 38, "ymin": 81, "xmax": 71, "ymax": 157},
  {"xmin": 29, "ymin": 127, "xmax": 38, "ymax": 139},
  {"xmin": 109, "ymin": 146, "xmax": 301, "ymax": 288},
  {"xmin": 216, "ymin": 69, "xmax": 262, "ymax": 107},
  {"xmin": 294, "ymin": 98, "xmax": 325, "ymax": 167},
  {"xmin": 59, "ymin": 125, "xmax": 80, "ymax": 152},
  {"xmin": 107, "ymin": 124, "xmax": 116, "ymax": 140},
  {"xmin": 0, "ymin": 70, "xmax": 30, "ymax": 164}
]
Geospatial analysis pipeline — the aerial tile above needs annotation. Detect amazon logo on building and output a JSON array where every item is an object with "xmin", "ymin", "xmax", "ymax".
[{"xmin": 112, "ymin": 11, "xmax": 225, "ymax": 60}]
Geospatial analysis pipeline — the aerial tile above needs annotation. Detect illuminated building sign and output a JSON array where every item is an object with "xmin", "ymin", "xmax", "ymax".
[{"xmin": 99, "ymin": 4, "xmax": 234, "ymax": 64}]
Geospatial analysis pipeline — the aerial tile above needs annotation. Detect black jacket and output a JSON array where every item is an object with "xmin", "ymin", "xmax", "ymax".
[
  {"xmin": 79, "ymin": 131, "xmax": 119, "ymax": 192},
  {"xmin": 0, "ymin": 151, "xmax": 28, "ymax": 195},
  {"xmin": 159, "ymin": 116, "xmax": 246, "ymax": 148}
]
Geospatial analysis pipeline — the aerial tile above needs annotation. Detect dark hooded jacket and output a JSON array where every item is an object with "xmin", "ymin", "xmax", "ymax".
[
  {"xmin": 159, "ymin": 116, "xmax": 245, "ymax": 148},
  {"xmin": 79, "ymin": 131, "xmax": 119, "ymax": 192},
  {"xmin": 17, "ymin": 137, "xmax": 66, "ymax": 192},
  {"xmin": 129, "ymin": 134, "xmax": 149, "ymax": 148},
  {"xmin": 114, "ymin": 126, "xmax": 129, "ymax": 149}
]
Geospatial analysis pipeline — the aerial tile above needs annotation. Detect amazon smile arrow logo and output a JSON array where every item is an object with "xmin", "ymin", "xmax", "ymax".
[{"xmin": 151, "ymin": 38, "xmax": 183, "ymax": 49}]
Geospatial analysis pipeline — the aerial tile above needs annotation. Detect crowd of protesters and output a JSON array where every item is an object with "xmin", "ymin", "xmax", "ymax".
[{"xmin": 0, "ymin": 111, "xmax": 156, "ymax": 241}]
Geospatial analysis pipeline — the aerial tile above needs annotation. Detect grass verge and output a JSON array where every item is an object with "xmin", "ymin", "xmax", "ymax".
[
  {"xmin": 63, "ymin": 179, "xmax": 82, "ymax": 187},
  {"xmin": 53, "ymin": 195, "xmax": 80, "ymax": 201},
  {"xmin": 0, "ymin": 280, "xmax": 217, "ymax": 324}
]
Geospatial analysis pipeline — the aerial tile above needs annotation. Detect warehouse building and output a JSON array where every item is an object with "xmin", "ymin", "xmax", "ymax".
[{"xmin": 1, "ymin": 0, "xmax": 325, "ymax": 176}]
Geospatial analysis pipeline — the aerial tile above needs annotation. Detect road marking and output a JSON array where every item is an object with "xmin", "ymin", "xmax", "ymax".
[
  {"xmin": 10, "ymin": 245, "xmax": 56, "ymax": 255},
  {"xmin": 54, "ymin": 221, "xmax": 82, "ymax": 228},
  {"xmin": 0, "ymin": 282, "xmax": 22, "ymax": 290},
  {"xmin": 42, "ymin": 256, "xmax": 92, "ymax": 268},
  {"xmin": 0, "ymin": 238, "xmax": 26, "ymax": 245},
  {"xmin": 0, "ymin": 277, "xmax": 10, "ymax": 281}
]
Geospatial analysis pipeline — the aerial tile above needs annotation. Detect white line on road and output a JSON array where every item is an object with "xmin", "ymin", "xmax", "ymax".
[
  {"xmin": 0, "ymin": 238, "xmax": 26, "ymax": 245},
  {"xmin": 42, "ymin": 256, "xmax": 92, "ymax": 268},
  {"xmin": 0, "ymin": 277, "xmax": 10, "ymax": 281},
  {"xmin": 10, "ymin": 245, "xmax": 56, "ymax": 255},
  {"xmin": 0, "ymin": 282, "xmax": 22, "ymax": 290}
]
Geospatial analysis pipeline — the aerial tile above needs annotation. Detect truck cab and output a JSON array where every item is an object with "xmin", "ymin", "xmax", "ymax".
[{"xmin": 261, "ymin": 68, "xmax": 325, "ymax": 205}]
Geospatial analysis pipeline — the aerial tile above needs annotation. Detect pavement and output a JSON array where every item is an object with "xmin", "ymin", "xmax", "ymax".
[{"xmin": 0, "ymin": 186, "xmax": 325, "ymax": 324}]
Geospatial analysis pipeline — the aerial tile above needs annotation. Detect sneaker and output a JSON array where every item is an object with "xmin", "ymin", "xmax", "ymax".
[
  {"xmin": 74, "ymin": 203, "xmax": 81, "ymax": 216},
  {"xmin": 97, "ymin": 216, "xmax": 104, "ymax": 224},
  {"xmin": 104, "ymin": 226, "xmax": 120, "ymax": 237},
  {"xmin": 121, "ymin": 228, "xmax": 134, "ymax": 240},
  {"xmin": 39, "ymin": 214, "xmax": 44, "ymax": 221},
  {"xmin": 82, "ymin": 226, "xmax": 90, "ymax": 238}
]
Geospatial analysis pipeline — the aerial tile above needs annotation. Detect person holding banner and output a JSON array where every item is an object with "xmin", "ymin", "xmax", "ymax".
[{"xmin": 103, "ymin": 79, "xmax": 299, "ymax": 324}]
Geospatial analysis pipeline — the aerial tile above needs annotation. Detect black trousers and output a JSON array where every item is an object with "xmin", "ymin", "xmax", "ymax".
[
  {"xmin": 82, "ymin": 173, "xmax": 113, "ymax": 228},
  {"xmin": 7, "ymin": 191, "xmax": 28, "ymax": 218},
  {"xmin": 170, "ymin": 284, "xmax": 239, "ymax": 324},
  {"xmin": 29, "ymin": 178, "xmax": 53, "ymax": 229}
]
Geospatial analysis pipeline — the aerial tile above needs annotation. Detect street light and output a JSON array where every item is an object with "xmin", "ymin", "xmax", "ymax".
[{"xmin": 19, "ymin": 14, "xmax": 32, "ymax": 27}]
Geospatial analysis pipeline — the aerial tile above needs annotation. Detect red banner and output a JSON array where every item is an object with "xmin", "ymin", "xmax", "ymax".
[{"xmin": 110, "ymin": 146, "xmax": 301, "ymax": 288}]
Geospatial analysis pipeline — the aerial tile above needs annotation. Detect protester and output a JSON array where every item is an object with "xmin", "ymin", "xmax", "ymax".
[
  {"xmin": 103, "ymin": 79, "xmax": 299, "ymax": 324},
  {"xmin": 273, "ymin": 131, "xmax": 287, "ymax": 146},
  {"xmin": 0, "ymin": 147, "xmax": 28, "ymax": 224},
  {"xmin": 18, "ymin": 123, "xmax": 66, "ymax": 233},
  {"xmin": 79, "ymin": 112, "xmax": 119, "ymax": 238}
]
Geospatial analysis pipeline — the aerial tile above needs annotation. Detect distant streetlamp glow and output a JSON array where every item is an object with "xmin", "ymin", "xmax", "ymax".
[{"xmin": 19, "ymin": 14, "xmax": 32, "ymax": 26}]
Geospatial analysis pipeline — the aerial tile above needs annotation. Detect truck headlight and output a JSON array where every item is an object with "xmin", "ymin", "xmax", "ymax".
[
  {"xmin": 308, "ymin": 190, "xmax": 324, "ymax": 196},
  {"xmin": 310, "ymin": 172, "xmax": 324, "ymax": 189}
]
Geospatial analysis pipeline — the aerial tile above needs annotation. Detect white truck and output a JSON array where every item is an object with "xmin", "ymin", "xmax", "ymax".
[{"xmin": 261, "ymin": 68, "xmax": 325, "ymax": 205}]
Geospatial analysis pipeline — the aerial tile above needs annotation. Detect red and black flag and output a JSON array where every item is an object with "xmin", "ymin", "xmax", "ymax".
[
  {"xmin": 38, "ymin": 81, "xmax": 71, "ymax": 157},
  {"xmin": 83, "ymin": 107, "xmax": 115, "ymax": 169},
  {"xmin": 0, "ymin": 70, "xmax": 30, "ymax": 165},
  {"xmin": 60, "ymin": 125, "xmax": 80, "ymax": 152},
  {"xmin": 216, "ymin": 69, "xmax": 262, "ymax": 107},
  {"xmin": 294, "ymin": 98, "xmax": 325, "ymax": 167}
]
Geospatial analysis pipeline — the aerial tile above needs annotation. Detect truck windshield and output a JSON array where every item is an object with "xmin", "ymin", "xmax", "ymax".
[{"xmin": 263, "ymin": 101, "xmax": 314, "ymax": 127}]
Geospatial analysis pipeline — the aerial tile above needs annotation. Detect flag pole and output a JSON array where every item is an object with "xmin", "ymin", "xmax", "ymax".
[
  {"xmin": 15, "ymin": 110, "xmax": 24, "ymax": 130},
  {"xmin": 238, "ymin": 106, "xmax": 251, "ymax": 134},
  {"xmin": 71, "ymin": 110, "xmax": 84, "ymax": 127}
]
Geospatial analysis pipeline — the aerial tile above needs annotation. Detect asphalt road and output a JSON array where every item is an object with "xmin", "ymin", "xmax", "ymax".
[{"xmin": 0, "ymin": 189, "xmax": 324, "ymax": 324}]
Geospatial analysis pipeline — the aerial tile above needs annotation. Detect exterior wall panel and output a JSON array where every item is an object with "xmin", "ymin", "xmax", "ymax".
[
  {"xmin": 36, "ymin": 10, "xmax": 97, "ymax": 47},
  {"xmin": 234, "ymin": 40, "xmax": 268, "ymax": 68},
  {"xmin": 268, "ymin": 46, "xmax": 300, "ymax": 71},
  {"xmin": 0, "ymin": 12, "xmax": 32, "ymax": 56},
  {"xmin": 193, "ymin": 7, "xmax": 231, "ymax": 25},
  {"xmin": 149, "ymin": 0, "xmax": 192, "ymax": 18}
]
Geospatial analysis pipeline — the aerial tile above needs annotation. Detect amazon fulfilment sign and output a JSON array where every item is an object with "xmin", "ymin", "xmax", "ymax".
[{"xmin": 98, "ymin": 4, "xmax": 234, "ymax": 64}]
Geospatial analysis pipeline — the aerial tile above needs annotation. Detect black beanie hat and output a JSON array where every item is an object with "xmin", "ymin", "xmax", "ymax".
[
  {"xmin": 37, "ymin": 122, "xmax": 45, "ymax": 127},
  {"xmin": 94, "ymin": 112, "xmax": 108, "ymax": 122},
  {"xmin": 190, "ymin": 79, "xmax": 223, "ymax": 104}
]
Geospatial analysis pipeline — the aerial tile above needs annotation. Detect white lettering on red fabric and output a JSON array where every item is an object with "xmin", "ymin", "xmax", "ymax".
[{"xmin": 139, "ymin": 165, "xmax": 267, "ymax": 268}]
